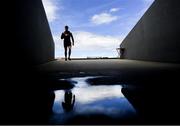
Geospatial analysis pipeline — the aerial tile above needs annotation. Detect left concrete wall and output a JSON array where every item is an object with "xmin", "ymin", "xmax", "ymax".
[
  {"xmin": 0, "ymin": 0, "xmax": 55, "ymax": 124},
  {"xmin": 15, "ymin": 0, "xmax": 54, "ymax": 65}
]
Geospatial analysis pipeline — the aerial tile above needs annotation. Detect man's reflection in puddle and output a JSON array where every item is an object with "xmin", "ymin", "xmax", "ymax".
[{"xmin": 62, "ymin": 90, "xmax": 75, "ymax": 112}]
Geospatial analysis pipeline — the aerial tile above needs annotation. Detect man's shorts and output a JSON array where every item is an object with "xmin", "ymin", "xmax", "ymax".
[{"xmin": 64, "ymin": 41, "xmax": 71, "ymax": 47}]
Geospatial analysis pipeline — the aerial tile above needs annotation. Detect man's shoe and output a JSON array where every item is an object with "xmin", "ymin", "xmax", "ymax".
[
  {"xmin": 65, "ymin": 58, "xmax": 67, "ymax": 61},
  {"xmin": 68, "ymin": 57, "xmax": 71, "ymax": 60}
]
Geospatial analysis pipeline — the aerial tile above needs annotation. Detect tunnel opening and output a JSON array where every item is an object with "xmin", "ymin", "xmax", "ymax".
[
  {"xmin": 42, "ymin": 0, "xmax": 154, "ymax": 60},
  {"xmin": 40, "ymin": 1, "xmax": 157, "ymax": 124}
]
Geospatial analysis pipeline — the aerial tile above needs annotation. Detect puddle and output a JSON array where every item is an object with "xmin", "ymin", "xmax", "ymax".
[{"xmin": 49, "ymin": 76, "xmax": 137, "ymax": 124}]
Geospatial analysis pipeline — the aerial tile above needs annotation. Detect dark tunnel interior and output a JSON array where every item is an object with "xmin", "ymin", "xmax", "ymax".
[{"xmin": 1, "ymin": 0, "xmax": 180, "ymax": 124}]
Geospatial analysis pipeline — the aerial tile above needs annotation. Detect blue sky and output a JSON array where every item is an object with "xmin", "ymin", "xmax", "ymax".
[{"xmin": 42, "ymin": 0, "xmax": 154, "ymax": 58}]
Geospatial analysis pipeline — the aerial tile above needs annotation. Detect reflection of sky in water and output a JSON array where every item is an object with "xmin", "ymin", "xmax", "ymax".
[{"xmin": 51, "ymin": 76, "xmax": 136, "ymax": 124}]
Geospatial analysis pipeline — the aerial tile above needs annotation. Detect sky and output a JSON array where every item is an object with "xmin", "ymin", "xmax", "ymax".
[{"xmin": 42, "ymin": 0, "xmax": 154, "ymax": 58}]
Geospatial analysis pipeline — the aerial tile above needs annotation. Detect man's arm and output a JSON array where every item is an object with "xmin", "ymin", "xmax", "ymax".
[
  {"xmin": 70, "ymin": 33, "xmax": 74, "ymax": 45},
  {"xmin": 72, "ymin": 95, "xmax": 75, "ymax": 106},
  {"xmin": 61, "ymin": 33, "xmax": 64, "ymax": 39}
]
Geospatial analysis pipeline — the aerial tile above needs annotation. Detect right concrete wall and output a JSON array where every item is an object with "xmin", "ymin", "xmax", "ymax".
[{"xmin": 120, "ymin": 0, "xmax": 180, "ymax": 63}]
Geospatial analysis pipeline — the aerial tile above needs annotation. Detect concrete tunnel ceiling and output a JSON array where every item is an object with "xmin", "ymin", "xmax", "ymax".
[{"xmin": 42, "ymin": 0, "xmax": 154, "ymax": 58}]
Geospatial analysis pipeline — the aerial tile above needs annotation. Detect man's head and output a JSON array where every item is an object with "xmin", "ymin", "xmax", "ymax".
[{"xmin": 65, "ymin": 25, "xmax": 69, "ymax": 31}]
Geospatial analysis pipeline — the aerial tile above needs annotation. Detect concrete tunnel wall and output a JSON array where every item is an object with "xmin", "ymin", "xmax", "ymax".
[
  {"xmin": 15, "ymin": 0, "xmax": 54, "ymax": 66},
  {"xmin": 1, "ymin": 0, "xmax": 55, "ymax": 123},
  {"xmin": 120, "ymin": 0, "xmax": 180, "ymax": 63}
]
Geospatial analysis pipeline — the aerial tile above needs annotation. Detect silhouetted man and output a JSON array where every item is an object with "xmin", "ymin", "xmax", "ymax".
[
  {"xmin": 61, "ymin": 26, "xmax": 74, "ymax": 61},
  {"xmin": 62, "ymin": 90, "xmax": 75, "ymax": 112}
]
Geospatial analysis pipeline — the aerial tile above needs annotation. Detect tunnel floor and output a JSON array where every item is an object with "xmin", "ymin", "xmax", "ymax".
[
  {"xmin": 38, "ymin": 59, "xmax": 180, "ymax": 124},
  {"xmin": 38, "ymin": 59, "xmax": 179, "ymax": 74}
]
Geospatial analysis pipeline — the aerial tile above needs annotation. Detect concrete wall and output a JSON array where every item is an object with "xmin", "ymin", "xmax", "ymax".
[
  {"xmin": 0, "ymin": 0, "xmax": 55, "ymax": 124},
  {"xmin": 15, "ymin": 0, "xmax": 54, "ymax": 65},
  {"xmin": 120, "ymin": 0, "xmax": 180, "ymax": 63}
]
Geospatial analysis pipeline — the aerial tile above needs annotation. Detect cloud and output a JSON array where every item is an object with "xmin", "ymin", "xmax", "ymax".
[
  {"xmin": 42, "ymin": 0, "xmax": 59, "ymax": 22},
  {"xmin": 74, "ymin": 31, "xmax": 121, "ymax": 49},
  {"xmin": 91, "ymin": 13, "xmax": 118, "ymax": 25},
  {"xmin": 85, "ymin": 1, "xmax": 121, "ymax": 14},
  {"xmin": 110, "ymin": 8, "xmax": 120, "ymax": 12},
  {"xmin": 53, "ymin": 31, "xmax": 124, "ymax": 58}
]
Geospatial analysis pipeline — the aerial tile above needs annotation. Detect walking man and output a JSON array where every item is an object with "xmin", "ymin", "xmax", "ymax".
[{"xmin": 61, "ymin": 25, "xmax": 74, "ymax": 61}]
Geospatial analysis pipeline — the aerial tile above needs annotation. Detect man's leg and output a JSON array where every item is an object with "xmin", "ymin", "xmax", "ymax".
[
  {"xmin": 64, "ymin": 47, "xmax": 67, "ymax": 61},
  {"xmin": 68, "ymin": 46, "xmax": 71, "ymax": 60}
]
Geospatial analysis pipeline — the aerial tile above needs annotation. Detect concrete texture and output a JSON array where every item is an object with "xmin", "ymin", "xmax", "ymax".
[
  {"xmin": 38, "ymin": 59, "xmax": 179, "ymax": 74},
  {"xmin": 38, "ymin": 59, "xmax": 180, "ymax": 86},
  {"xmin": 15, "ymin": 0, "xmax": 54, "ymax": 65},
  {"xmin": 38, "ymin": 59, "xmax": 180, "ymax": 124},
  {"xmin": 1, "ymin": 0, "xmax": 55, "ymax": 124},
  {"xmin": 121, "ymin": 0, "xmax": 180, "ymax": 63}
]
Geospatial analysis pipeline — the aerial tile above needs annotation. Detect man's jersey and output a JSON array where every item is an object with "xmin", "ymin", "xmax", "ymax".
[{"xmin": 61, "ymin": 31, "xmax": 73, "ymax": 43}]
